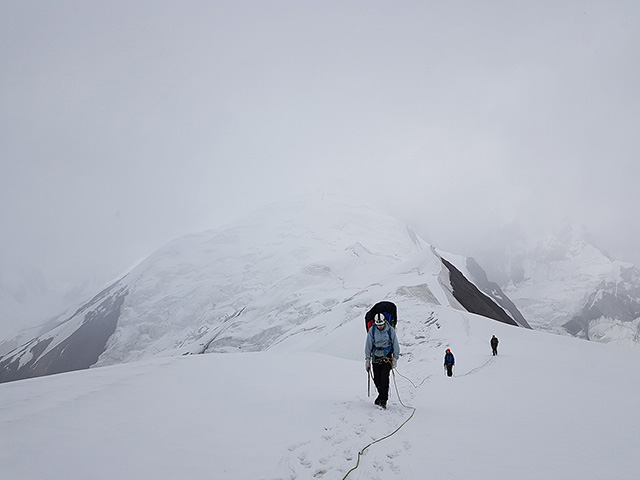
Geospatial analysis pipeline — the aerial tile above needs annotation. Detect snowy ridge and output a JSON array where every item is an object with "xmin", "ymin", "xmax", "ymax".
[
  {"xmin": 0, "ymin": 193, "xmax": 526, "ymax": 382},
  {"xmin": 1, "ymin": 293, "xmax": 638, "ymax": 479},
  {"xmin": 1, "ymin": 196, "xmax": 638, "ymax": 478}
]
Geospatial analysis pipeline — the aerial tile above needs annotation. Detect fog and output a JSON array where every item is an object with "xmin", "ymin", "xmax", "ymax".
[{"xmin": 2, "ymin": 1, "xmax": 639, "ymax": 291}]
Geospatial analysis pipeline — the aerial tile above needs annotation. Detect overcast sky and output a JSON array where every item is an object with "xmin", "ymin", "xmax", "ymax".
[{"xmin": 2, "ymin": 0, "xmax": 639, "ymax": 288}]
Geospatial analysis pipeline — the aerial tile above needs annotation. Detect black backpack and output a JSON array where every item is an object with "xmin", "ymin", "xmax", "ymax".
[{"xmin": 364, "ymin": 301, "xmax": 397, "ymax": 331}]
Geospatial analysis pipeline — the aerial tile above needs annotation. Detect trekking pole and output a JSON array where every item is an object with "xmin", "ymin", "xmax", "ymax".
[{"xmin": 367, "ymin": 371, "xmax": 371, "ymax": 397}]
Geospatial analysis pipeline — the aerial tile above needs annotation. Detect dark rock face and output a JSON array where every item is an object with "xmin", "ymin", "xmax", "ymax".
[
  {"xmin": 465, "ymin": 257, "xmax": 532, "ymax": 329},
  {"xmin": 564, "ymin": 265, "xmax": 640, "ymax": 338},
  {"xmin": 0, "ymin": 284, "xmax": 127, "ymax": 384},
  {"xmin": 441, "ymin": 258, "xmax": 520, "ymax": 327}
]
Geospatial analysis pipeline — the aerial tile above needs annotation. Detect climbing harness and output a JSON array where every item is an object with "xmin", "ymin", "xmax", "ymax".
[{"xmin": 368, "ymin": 324, "xmax": 395, "ymax": 360}]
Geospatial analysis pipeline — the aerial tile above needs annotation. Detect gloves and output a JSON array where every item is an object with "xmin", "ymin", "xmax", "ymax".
[
  {"xmin": 365, "ymin": 358, "xmax": 371, "ymax": 372},
  {"xmin": 392, "ymin": 357, "xmax": 397, "ymax": 369}
]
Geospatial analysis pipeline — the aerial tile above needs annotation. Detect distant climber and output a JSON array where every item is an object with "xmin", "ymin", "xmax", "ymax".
[
  {"xmin": 491, "ymin": 335, "xmax": 499, "ymax": 356},
  {"xmin": 365, "ymin": 309, "xmax": 400, "ymax": 409},
  {"xmin": 444, "ymin": 348, "xmax": 455, "ymax": 377}
]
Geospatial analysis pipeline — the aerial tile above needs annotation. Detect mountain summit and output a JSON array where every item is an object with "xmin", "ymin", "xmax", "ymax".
[
  {"xmin": 497, "ymin": 224, "xmax": 640, "ymax": 344},
  {"xmin": 0, "ymin": 193, "xmax": 527, "ymax": 383}
]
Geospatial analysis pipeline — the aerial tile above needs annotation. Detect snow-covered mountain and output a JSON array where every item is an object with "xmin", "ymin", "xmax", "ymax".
[
  {"xmin": 3, "ymin": 195, "xmax": 638, "ymax": 479},
  {"xmin": 496, "ymin": 225, "xmax": 640, "ymax": 344},
  {"xmin": 2, "ymin": 284, "xmax": 639, "ymax": 480},
  {"xmin": 0, "ymin": 193, "xmax": 527, "ymax": 383}
]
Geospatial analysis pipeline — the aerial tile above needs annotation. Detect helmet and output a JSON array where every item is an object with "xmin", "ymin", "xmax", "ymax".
[
  {"xmin": 374, "ymin": 313, "xmax": 386, "ymax": 326},
  {"xmin": 446, "ymin": 349, "xmax": 450, "ymax": 353}
]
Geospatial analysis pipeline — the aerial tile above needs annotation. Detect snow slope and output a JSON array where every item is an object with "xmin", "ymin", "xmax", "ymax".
[
  {"xmin": 0, "ymin": 192, "xmax": 525, "ymax": 383},
  {"xmin": 2, "ymin": 302, "xmax": 639, "ymax": 480}
]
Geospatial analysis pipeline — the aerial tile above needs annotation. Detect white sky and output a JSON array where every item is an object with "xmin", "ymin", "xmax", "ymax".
[{"xmin": 2, "ymin": 0, "xmax": 640, "ymax": 286}]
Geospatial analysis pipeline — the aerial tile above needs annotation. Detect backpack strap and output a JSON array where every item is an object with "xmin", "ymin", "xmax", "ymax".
[{"xmin": 369, "ymin": 326, "xmax": 376, "ymax": 359}]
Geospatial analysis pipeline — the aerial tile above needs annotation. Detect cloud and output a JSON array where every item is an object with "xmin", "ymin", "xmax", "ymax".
[{"xmin": 1, "ymin": 0, "xmax": 639, "ymax": 291}]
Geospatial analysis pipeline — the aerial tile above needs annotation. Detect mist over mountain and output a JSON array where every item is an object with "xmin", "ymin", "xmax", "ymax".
[
  {"xmin": 0, "ymin": 262, "xmax": 57, "ymax": 338},
  {"xmin": 480, "ymin": 223, "xmax": 640, "ymax": 344},
  {"xmin": 0, "ymin": 193, "xmax": 526, "ymax": 383},
  {"xmin": 3, "ymin": 194, "xmax": 639, "ymax": 385},
  {"xmin": 0, "ymin": 261, "xmax": 112, "ymax": 356}
]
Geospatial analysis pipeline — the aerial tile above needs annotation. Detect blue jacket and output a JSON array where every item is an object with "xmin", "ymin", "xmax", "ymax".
[
  {"xmin": 444, "ymin": 352, "xmax": 455, "ymax": 366},
  {"xmin": 365, "ymin": 323, "xmax": 400, "ymax": 360}
]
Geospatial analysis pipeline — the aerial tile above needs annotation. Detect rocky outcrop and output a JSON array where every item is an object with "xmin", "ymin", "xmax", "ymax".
[
  {"xmin": 465, "ymin": 257, "xmax": 531, "ymax": 328},
  {"xmin": 563, "ymin": 265, "xmax": 640, "ymax": 339},
  {"xmin": 0, "ymin": 283, "xmax": 127, "ymax": 383},
  {"xmin": 441, "ymin": 258, "xmax": 520, "ymax": 327}
]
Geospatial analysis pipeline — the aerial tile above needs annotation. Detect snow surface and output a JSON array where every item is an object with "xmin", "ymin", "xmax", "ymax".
[{"xmin": 2, "ymin": 303, "xmax": 639, "ymax": 480}]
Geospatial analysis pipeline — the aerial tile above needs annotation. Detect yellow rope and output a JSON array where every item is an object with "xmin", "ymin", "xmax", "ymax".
[
  {"xmin": 341, "ymin": 366, "xmax": 416, "ymax": 480},
  {"xmin": 343, "ymin": 355, "xmax": 496, "ymax": 477}
]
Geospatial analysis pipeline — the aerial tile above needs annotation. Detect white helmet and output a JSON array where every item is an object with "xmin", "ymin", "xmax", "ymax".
[{"xmin": 374, "ymin": 313, "xmax": 386, "ymax": 326}]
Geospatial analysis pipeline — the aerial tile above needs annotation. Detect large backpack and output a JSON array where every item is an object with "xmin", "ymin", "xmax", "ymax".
[{"xmin": 364, "ymin": 301, "xmax": 397, "ymax": 331}]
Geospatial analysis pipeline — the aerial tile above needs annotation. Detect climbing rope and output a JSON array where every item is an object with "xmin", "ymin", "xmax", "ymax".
[
  {"xmin": 394, "ymin": 366, "xmax": 429, "ymax": 388},
  {"xmin": 455, "ymin": 356, "xmax": 495, "ymax": 377},
  {"xmin": 341, "ymin": 366, "xmax": 418, "ymax": 480},
  {"xmin": 342, "ymin": 355, "xmax": 496, "ymax": 478}
]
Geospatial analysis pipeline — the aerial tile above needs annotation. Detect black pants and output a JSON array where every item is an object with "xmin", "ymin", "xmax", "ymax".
[
  {"xmin": 372, "ymin": 360, "xmax": 392, "ymax": 404},
  {"xmin": 445, "ymin": 364, "xmax": 453, "ymax": 377},
  {"xmin": 492, "ymin": 347, "xmax": 498, "ymax": 356}
]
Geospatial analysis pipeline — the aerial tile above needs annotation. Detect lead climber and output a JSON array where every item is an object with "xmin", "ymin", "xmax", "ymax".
[{"xmin": 365, "ymin": 310, "xmax": 400, "ymax": 409}]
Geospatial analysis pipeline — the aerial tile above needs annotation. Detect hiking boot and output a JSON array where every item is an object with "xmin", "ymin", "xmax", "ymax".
[{"xmin": 374, "ymin": 396, "xmax": 381, "ymax": 406}]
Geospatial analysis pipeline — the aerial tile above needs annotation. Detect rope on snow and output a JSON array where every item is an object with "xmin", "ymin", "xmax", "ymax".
[{"xmin": 341, "ymin": 366, "xmax": 417, "ymax": 480}]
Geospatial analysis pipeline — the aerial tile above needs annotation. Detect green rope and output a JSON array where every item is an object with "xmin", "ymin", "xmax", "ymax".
[{"xmin": 341, "ymin": 367, "xmax": 417, "ymax": 480}]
